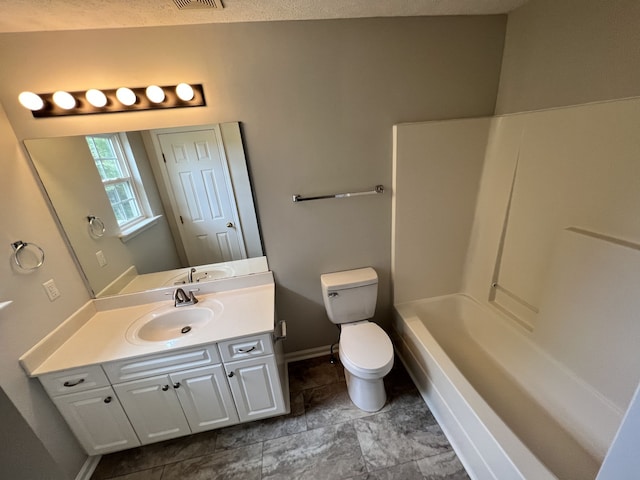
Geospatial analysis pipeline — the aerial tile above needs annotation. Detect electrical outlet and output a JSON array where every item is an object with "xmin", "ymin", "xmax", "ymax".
[
  {"xmin": 43, "ymin": 279, "xmax": 61, "ymax": 301},
  {"xmin": 96, "ymin": 250, "xmax": 107, "ymax": 267}
]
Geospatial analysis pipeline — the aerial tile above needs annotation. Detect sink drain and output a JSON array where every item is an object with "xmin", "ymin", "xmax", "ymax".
[{"xmin": 181, "ymin": 326, "xmax": 192, "ymax": 334}]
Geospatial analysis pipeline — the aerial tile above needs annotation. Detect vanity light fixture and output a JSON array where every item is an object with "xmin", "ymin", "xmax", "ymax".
[
  {"xmin": 145, "ymin": 85, "xmax": 165, "ymax": 104},
  {"xmin": 52, "ymin": 90, "xmax": 76, "ymax": 110},
  {"xmin": 85, "ymin": 89, "xmax": 108, "ymax": 108},
  {"xmin": 18, "ymin": 91, "xmax": 44, "ymax": 111},
  {"xmin": 175, "ymin": 83, "xmax": 195, "ymax": 101},
  {"xmin": 116, "ymin": 87, "xmax": 137, "ymax": 106},
  {"xmin": 18, "ymin": 83, "xmax": 206, "ymax": 118}
]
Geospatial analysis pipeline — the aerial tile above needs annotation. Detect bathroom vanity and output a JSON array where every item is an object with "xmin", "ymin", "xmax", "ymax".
[{"xmin": 20, "ymin": 272, "xmax": 288, "ymax": 456}]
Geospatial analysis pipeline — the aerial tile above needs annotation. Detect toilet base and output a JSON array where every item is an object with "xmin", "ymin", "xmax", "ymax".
[{"xmin": 344, "ymin": 368, "xmax": 387, "ymax": 412}]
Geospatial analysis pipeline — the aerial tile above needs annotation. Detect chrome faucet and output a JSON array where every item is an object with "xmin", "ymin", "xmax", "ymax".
[
  {"xmin": 187, "ymin": 267, "xmax": 196, "ymax": 283},
  {"xmin": 173, "ymin": 287, "xmax": 199, "ymax": 307}
]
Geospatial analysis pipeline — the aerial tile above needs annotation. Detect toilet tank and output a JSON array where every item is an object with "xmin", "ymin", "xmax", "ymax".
[{"xmin": 321, "ymin": 267, "xmax": 378, "ymax": 324}]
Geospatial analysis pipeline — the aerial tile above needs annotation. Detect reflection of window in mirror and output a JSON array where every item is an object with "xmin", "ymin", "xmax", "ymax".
[{"xmin": 85, "ymin": 133, "xmax": 152, "ymax": 232}]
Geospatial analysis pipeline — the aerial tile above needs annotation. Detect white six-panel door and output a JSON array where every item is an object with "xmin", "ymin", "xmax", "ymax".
[{"xmin": 158, "ymin": 128, "xmax": 246, "ymax": 266}]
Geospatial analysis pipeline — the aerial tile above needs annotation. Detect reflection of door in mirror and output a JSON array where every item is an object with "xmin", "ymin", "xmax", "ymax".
[{"xmin": 157, "ymin": 128, "xmax": 246, "ymax": 266}]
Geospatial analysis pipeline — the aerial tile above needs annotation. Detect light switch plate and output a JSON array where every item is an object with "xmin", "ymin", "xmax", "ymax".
[
  {"xmin": 96, "ymin": 250, "xmax": 107, "ymax": 267},
  {"xmin": 43, "ymin": 279, "xmax": 61, "ymax": 301}
]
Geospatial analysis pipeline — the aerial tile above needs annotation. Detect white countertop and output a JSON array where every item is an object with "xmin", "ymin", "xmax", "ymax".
[{"xmin": 26, "ymin": 282, "xmax": 275, "ymax": 377}]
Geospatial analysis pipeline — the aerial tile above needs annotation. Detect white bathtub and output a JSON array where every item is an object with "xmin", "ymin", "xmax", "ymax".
[{"xmin": 392, "ymin": 293, "xmax": 607, "ymax": 480}]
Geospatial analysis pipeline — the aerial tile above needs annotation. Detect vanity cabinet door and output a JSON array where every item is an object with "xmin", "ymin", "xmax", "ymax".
[
  {"xmin": 224, "ymin": 354, "xmax": 286, "ymax": 422},
  {"xmin": 170, "ymin": 364, "xmax": 239, "ymax": 432},
  {"xmin": 113, "ymin": 375, "xmax": 190, "ymax": 445},
  {"xmin": 52, "ymin": 386, "xmax": 140, "ymax": 455}
]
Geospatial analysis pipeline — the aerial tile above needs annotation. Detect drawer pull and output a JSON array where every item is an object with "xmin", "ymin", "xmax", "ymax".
[
  {"xmin": 104, "ymin": 396, "xmax": 112, "ymax": 404},
  {"xmin": 237, "ymin": 346, "xmax": 256, "ymax": 354},
  {"xmin": 63, "ymin": 378, "xmax": 86, "ymax": 388},
  {"xmin": 162, "ymin": 385, "xmax": 170, "ymax": 391}
]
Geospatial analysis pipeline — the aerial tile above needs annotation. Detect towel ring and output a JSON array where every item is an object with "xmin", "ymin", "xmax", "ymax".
[
  {"xmin": 88, "ymin": 215, "xmax": 106, "ymax": 238},
  {"xmin": 11, "ymin": 241, "xmax": 45, "ymax": 271}
]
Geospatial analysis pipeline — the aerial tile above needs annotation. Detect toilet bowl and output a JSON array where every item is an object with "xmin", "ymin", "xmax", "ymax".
[{"xmin": 321, "ymin": 267, "xmax": 394, "ymax": 412}]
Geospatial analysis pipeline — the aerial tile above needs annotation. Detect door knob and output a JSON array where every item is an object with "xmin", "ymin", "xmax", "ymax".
[{"xmin": 226, "ymin": 222, "xmax": 235, "ymax": 228}]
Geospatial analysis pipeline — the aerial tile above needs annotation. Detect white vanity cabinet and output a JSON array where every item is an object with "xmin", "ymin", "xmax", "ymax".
[
  {"xmin": 40, "ymin": 367, "xmax": 140, "ymax": 455},
  {"xmin": 37, "ymin": 333, "xmax": 287, "ymax": 455}
]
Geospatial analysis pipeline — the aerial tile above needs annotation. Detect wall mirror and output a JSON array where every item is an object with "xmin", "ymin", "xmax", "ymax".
[{"xmin": 25, "ymin": 122, "xmax": 266, "ymax": 298}]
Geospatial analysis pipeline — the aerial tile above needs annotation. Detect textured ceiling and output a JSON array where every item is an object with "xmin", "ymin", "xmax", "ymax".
[{"xmin": 0, "ymin": 0, "xmax": 529, "ymax": 33}]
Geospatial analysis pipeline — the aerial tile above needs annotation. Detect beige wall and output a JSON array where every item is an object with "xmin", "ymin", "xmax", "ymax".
[
  {"xmin": 496, "ymin": 0, "xmax": 640, "ymax": 113},
  {"xmin": 0, "ymin": 103, "xmax": 88, "ymax": 478},
  {"xmin": 0, "ymin": 16, "xmax": 506, "ymax": 478}
]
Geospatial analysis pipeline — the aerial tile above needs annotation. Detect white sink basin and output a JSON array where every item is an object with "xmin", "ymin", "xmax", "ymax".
[{"xmin": 125, "ymin": 300, "xmax": 224, "ymax": 344}]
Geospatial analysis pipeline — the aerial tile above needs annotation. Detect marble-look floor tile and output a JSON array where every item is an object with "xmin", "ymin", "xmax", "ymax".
[
  {"xmin": 354, "ymin": 402, "xmax": 452, "ymax": 471},
  {"xmin": 216, "ymin": 391, "xmax": 307, "ymax": 449},
  {"xmin": 161, "ymin": 443, "xmax": 262, "ymax": 480},
  {"xmin": 100, "ymin": 466, "xmax": 164, "ymax": 480},
  {"xmin": 262, "ymin": 421, "xmax": 366, "ymax": 480},
  {"xmin": 92, "ymin": 430, "xmax": 217, "ymax": 479},
  {"xmin": 288, "ymin": 354, "xmax": 343, "ymax": 392},
  {"xmin": 304, "ymin": 380, "xmax": 375, "ymax": 429},
  {"xmin": 417, "ymin": 450, "xmax": 470, "ymax": 480},
  {"xmin": 346, "ymin": 460, "xmax": 425, "ymax": 480}
]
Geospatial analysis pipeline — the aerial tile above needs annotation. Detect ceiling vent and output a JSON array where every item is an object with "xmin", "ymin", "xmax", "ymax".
[{"xmin": 173, "ymin": 0, "xmax": 223, "ymax": 10}]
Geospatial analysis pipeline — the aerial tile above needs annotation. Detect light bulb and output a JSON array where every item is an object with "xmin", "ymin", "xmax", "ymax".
[
  {"xmin": 52, "ymin": 91, "xmax": 76, "ymax": 110},
  {"xmin": 116, "ymin": 87, "xmax": 136, "ymax": 106},
  {"xmin": 18, "ymin": 91, "xmax": 44, "ymax": 111},
  {"xmin": 85, "ymin": 89, "xmax": 107, "ymax": 108},
  {"xmin": 175, "ymin": 83, "xmax": 195, "ymax": 101},
  {"xmin": 145, "ymin": 85, "xmax": 165, "ymax": 104}
]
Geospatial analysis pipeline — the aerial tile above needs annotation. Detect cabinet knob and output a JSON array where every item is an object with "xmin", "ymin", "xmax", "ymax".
[
  {"xmin": 162, "ymin": 385, "xmax": 170, "ymax": 391},
  {"xmin": 173, "ymin": 382, "xmax": 181, "ymax": 389},
  {"xmin": 104, "ymin": 396, "xmax": 112, "ymax": 404},
  {"xmin": 228, "ymin": 372, "xmax": 234, "ymax": 378}
]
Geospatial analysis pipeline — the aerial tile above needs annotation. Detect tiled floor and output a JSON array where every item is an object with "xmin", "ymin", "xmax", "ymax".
[{"xmin": 91, "ymin": 355, "xmax": 470, "ymax": 480}]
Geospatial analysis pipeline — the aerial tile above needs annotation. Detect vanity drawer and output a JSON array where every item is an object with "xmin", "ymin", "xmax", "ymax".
[
  {"xmin": 103, "ymin": 344, "xmax": 221, "ymax": 384},
  {"xmin": 218, "ymin": 333, "xmax": 273, "ymax": 362},
  {"xmin": 39, "ymin": 365, "xmax": 109, "ymax": 397}
]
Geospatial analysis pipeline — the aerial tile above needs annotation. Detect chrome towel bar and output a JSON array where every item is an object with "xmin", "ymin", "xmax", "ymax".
[{"xmin": 292, "ymin": 185, "xmax": 384, "ymax": 203}]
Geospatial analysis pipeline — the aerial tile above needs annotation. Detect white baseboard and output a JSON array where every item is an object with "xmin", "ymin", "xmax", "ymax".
[
  {"xmin": 284, "ymin": 344, "xmax": 339, "ymax": 364},
  {"xmin": 75, "ymin": 455, "xmax": 101, "ymax": 480}
]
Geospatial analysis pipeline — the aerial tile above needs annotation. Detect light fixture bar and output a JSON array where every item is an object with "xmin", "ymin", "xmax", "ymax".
[{"xmin": 23, "ymin": 84, "xmax": 206, "ymax": 118}]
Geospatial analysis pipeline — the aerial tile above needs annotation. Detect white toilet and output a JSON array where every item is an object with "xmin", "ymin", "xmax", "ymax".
[{"xmin": 321, "ymin": 267, "xmax": 394, "ymax": 412}]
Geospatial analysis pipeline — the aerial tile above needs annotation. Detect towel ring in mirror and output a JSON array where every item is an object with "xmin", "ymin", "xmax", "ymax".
[
  {"xmin": 11, "ymin": 240, "xmax": 45, "ymax": 271},
  {"xmin": 87, "ymin": 215, "xmax": 106, "ymax": 238}
]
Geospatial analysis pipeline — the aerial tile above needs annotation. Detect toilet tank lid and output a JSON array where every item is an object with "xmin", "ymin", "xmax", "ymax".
[{"xmin": 321, "ymin": 267, "xmax": 377, "ymax": 290}]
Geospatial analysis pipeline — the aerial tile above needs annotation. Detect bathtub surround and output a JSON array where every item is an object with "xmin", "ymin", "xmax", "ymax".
[{"xmin": 393, "ymin": 96, "xmax": 640, "ymax": 477}]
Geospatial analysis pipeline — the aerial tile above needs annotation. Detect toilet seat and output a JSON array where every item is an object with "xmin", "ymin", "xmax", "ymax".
[{"xmin": 339, "ymin": 322, "xmax": 394, "ymax": 380}]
